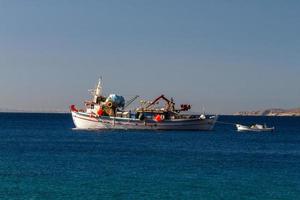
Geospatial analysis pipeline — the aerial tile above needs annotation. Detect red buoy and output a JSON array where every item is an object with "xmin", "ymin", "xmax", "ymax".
[
  {"xmin": 97, "ymin": 108, "xmax": 104, "ymax": 116},
  {"xmin": 154, "ymin": 114, "xmax": 162, "ymax": 122}
]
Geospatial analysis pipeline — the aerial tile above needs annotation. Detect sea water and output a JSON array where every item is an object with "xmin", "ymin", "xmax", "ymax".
[{"xmin": 0, "ymin": 113, "xmax": 299, "ymax": 199}]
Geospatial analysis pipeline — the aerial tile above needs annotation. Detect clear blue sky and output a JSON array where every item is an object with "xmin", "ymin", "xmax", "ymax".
[{"xmin": 0, "ymin": 0, "xmax": 299, "ymax": 114}]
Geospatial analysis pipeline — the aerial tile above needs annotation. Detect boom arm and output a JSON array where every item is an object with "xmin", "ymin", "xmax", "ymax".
[{"xmin": 146, "ymin": 94, "xmax": 170, "ymax": 109}]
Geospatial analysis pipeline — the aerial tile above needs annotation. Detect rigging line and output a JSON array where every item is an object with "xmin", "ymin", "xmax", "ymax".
[
  {"xmin": 124, "ymin": 95, "xmax": 139, "ymax": 109},
  {"xmin": 215, "ymin": 121, "xmax": 237, "ymax": 125}
]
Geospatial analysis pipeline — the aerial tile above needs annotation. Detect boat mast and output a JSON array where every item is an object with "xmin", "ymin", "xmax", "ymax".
[{"xmin": 93, "ymin": 77, "xmax": 103, "ymax": 103}]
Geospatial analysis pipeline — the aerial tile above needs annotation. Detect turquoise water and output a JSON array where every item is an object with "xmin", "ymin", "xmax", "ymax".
[{"xmin": 0, "ymin": 113, "xmax": 299, "ymax": 199}]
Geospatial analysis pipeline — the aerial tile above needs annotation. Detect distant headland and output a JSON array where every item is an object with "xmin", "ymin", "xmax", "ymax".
[{"xmin": 234, "ymin": 108, "xmax": 300, "ymax": 116}]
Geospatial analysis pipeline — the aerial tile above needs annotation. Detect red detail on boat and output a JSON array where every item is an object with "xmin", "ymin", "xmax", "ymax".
[
  {"xmin": 97, "ymin": 109, "xmax": 104, "ymax": 116},
  {"xmin": 70, "ymin": 105, "xmax": 78, "ymax": 112},
  {"xmin": 74, "ymin": 114, "xmax": 98, "ymax": 122},
  {"xmin": 146, "ymin": 94, "xmax": 170, "ymax": 109},
  {"xmin": 154, "ymin": 114, "xmax": 162, "ymax": 122}
]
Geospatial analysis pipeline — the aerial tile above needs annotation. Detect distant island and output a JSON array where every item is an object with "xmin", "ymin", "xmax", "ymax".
[{"xmin": 234, "ymin": 108, "xmax": 300, "ymax": 116}]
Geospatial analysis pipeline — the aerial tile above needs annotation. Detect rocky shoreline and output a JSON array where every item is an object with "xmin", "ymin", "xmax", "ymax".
[{"xmin": 234, "ymin": 108, "xmax": 300, "ymax": 116}]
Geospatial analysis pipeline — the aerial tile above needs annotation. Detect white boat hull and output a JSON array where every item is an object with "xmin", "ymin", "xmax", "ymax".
[{"xmin": 71, "ymin": 111, "xmax": 217, "ymax": 131}]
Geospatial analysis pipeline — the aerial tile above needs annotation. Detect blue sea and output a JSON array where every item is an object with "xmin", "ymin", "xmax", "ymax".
[{"xmin": 0, "ymin": 113, "xmax": 299, "ymax": 200}]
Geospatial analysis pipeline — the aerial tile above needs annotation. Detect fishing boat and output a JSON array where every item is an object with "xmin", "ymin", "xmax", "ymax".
[
  {"xmin": 70, "ymin": 79, "xmax": 218, "ymax": 131},
  {"xmin": 236, "ymin": 124, "xmax": 275, "ymax": 132}
]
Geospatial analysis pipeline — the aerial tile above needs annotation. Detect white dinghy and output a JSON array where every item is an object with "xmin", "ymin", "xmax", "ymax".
[{"xmin": 236, "ymin": 124, "xmax": 275, "ymax": 132}]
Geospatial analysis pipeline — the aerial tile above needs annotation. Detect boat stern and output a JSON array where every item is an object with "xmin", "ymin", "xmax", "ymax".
[{"xmin": 70, "ymin": 105, "xmax": 107, "ymax": 129}]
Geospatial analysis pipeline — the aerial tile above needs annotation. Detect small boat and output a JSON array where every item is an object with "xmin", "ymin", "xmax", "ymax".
[
  {"xmin": 236, "ymin": 124, "xmax": 275, "ymax": 132},
  {"xmin": 70, "ymin": 79, "xmax": 218, "ymax": 131}
]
